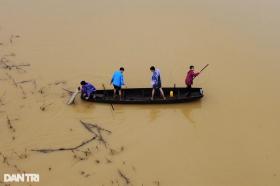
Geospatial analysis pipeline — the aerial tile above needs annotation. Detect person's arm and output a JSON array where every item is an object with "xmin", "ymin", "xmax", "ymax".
[
  {"xmin": 151, "ymin": 74, "xmax": 157, "ymax": 85},
  {"xmin": 110, "ymin": 73, "xmax": 115, "ymax": 85},
  {"xmin": 121, "ymin": 75, "xmax": 125, "ymax": 86},
  {"xmin": 82, "ymin": 86, "xmax": 89, "ymax": 97},
  {"xmin": 185, "ymin": 74, "xmax": 188, "ymax": 85},
  {"xmin": 194, "ymin": 72, "xmax": 200, "ymax": 77}
]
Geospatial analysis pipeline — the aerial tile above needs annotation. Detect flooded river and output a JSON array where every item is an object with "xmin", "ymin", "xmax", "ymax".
[{"xmin": 0, "ymin": 0, "xmax": 280, "ymax": 185}]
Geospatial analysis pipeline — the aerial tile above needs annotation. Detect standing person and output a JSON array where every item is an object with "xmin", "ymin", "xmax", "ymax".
[
  {"xmin": 110, "ymin": 67, "xmax": 125, "ymax": 98},
  {"xmin": 79, "ymin": 81, "xmax": 96, "ymax": 100},
  {"xmin": 185, "ymin": 65, "xmax": 200, "ymax": 96},
  {"xmin": 150, "ymin": 66, "xmax": 166, "ymax": 100}
]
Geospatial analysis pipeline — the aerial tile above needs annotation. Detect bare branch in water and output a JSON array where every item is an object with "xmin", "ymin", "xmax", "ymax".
[
  {"xmin": 80, "ymin": 120, "xmax": 112, "ymax": 134},
  {"xmin": 16, "ymin": 80, "xmax": 34, "ymax": 84},
  {"xmin": 0, "ymin": 91, "xmax": 6, "ymax": 106},
  {"xmin": 31, "ymin": 120, "xmax": 112, "ymax": 153},
  {"xmin": 118, "ymin": 170, "xmax": 130, "ymax": 184},
  {"xmin": 5, "ymin": 73, "xmax": 18, "ymax": 87},
  {"xmin": 62, "ymin": 87, "xmax": 74, "ymax": 94},
  {"xmin": 18, "ymin": 85, "xmax": 26, "ymax": 98},
  {"xmin": 40, "ymin": 103, "xmax": 53, "ymax": 111},
  {"xmin": 4, "ymin": 73, "xmax": 34, "ymax": 97},
  {"xmin": 0, "ymin": 58, "xmax": 30, "ymax": 71},
  {"xmin": 54, "ymin": 80, "xmax": 66, "ymax": 85},
  {"xmin": 6, "ymin": 116, "xmax": 16, "ymax": 133},
  {"xmin": 31, "ymin": 136, "xmax": 97, "ymax": 153},
  {"xmin": 80, "ymin": 120, "xmax": 112, "ymax": 148}
]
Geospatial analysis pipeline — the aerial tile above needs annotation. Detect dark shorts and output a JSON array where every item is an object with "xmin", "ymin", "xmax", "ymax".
[
  {"xmin": 113, "ymin": 85, "xmax": 121, "ymax": 91},
  {"xmin": 153, "ymin": 83, "xmax": 162, "ymax": 89}
]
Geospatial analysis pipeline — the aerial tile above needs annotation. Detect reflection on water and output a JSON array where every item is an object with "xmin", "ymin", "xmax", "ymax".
[{"xmin": 114, "ymin": 100, "xmax": 202, "ymax": 125}]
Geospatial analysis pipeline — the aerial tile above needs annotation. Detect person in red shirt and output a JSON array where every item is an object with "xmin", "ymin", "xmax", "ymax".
[{"xmin": 185, "ymin": 65, "xmax": 200, "ymax": 96}]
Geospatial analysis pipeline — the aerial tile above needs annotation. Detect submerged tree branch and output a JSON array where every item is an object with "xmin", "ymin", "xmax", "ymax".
[
  {"xmin": 31, "ymin": 120, "xmax": 112, "ymax": 153},
  {"xmin": 118, "ymin": 170, "xmax": 130, "ymax": 184}
]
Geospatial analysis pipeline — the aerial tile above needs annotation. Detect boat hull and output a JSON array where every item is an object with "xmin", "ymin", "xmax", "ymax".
[{"xmin": 81, "ymin": 87, "xmax": 203, "ymax": 104}]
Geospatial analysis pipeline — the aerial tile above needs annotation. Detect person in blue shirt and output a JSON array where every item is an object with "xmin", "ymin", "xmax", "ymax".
[
  {"xmin": 150, "ymin": 66, "xmax": 166, "ymax": 100},
  {"xmin": 79, "ymin": 81, "xmax": 96, "ymax": 100},
  {"xmin": 110, "ymin": 67, "xmax": 125, "ymax": 98}
]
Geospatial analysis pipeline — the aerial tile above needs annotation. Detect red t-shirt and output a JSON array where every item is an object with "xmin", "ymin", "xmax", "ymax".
[{"xmin": 185, "ymin": 70, "xmax": 199, "ymax": 86}]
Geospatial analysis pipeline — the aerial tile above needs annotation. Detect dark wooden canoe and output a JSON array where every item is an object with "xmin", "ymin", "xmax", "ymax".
[{"xmin": 81, "ymin": 87, "xmax": 203, "ymax": 104}]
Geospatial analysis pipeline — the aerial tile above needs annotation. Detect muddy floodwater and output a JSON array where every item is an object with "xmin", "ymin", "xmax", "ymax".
[{"xmin": 0, "ymin": 0, "xmax": 280, "ymax": 185}]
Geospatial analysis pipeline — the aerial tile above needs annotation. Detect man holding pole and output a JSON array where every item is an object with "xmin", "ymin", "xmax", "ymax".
[{"xmin": 185, "ymin": 65, "xmax": 208, "ymax": 96}]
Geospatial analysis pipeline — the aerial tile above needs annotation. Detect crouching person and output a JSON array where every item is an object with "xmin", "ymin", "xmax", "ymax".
[{"xmin": 79, "ymin": 80, "xmax": 96, "ymax": 100}]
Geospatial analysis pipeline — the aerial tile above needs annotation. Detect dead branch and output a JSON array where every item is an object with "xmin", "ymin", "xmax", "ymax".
[
  {"xmin": 38, "ymin": 87, "xmax": 45, "ymax": 95},
  {"xmin": 13, "ymin": 149, "xmax": 28, "ymax": 159},
  {"xmin": 54, "ymin": 80, "xmax": 66, "ymax": 85},
  {"xmin": 40, "ymin": 103, "xmax": 53, "ymax": 111},
  {"xmin": 80, "ymin": 120, "xmax": 112, "ymax": 147},
  {"xmin": 31, "ymin": 120, "xmax": 112, "ymax": 153},
  {"xmin": 80, "ymin": 120, "xmax": 112, "ymax": 134},
  {"xmin": 0, "ymin": 91, "xmax": 6, "ymax": 106},
  {"xmin": 18, "ymin": 85, "xmax": 26, "ymax": 97},
  {"xmin": 109, "ymin": 146, "xmax": 125, "ymax": 156},
  {"xmin": 1, "ymin": 60, "xmax": 30, "ymax": 71},
  {"xmin": 31, "ymin": 136, "xmax": 97, "ymax": 153},
  {"xmin": 118, "ymin": 170, "xmax": 130, "ymax": 184},
  {"xmin": 5, "ymin": 73, "xmax": 18, "ymax": 87},
  {"xmin": 62, "ymin": 87, "xmax": 74, "ymax": 94},
  {"xmin": 16, "ymin": 80, "xmax": 34, "ymax": 84},
  {"xmin": 6, "ymin": 116, "xmax": 16, "ymax": 133}
]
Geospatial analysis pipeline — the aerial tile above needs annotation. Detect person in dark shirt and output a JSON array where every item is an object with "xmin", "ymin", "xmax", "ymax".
[{"xmin": 79, "ymin": 81, "xmax": 96, "ymax": 100}]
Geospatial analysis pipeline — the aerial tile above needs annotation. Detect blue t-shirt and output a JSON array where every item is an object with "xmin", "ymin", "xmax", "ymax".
[
  {"xmin": 151, "ymin": 69, "xmax": 161, "ymax": 86},
  {"xmin": 82, "ymin": 83, "xmax": 96, "ymax": 97},
  {"xmin": 111, "ymin": 70, "xmax": 124, "ymax": 87}
]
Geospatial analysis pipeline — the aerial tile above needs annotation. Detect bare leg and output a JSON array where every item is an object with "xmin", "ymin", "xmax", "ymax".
[
  {"xmin": 119, "ymin": 90, "xmax": 122, "ymax": 99},
  {"xmin": 113, "ymin": 89, "xmax": 116, "ymax": 97},
  {"xmin": 151, "ymin": 89, "xmax": 155, "ymax": 100},
  {"xmin": 159, "ymin": 88, "xmax": 166, "ymax": 100}
]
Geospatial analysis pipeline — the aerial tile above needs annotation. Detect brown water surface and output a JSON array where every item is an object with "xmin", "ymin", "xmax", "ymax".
[{"xmin": 0, "ymin": 0, "xmax": 280, "ymax": 185}]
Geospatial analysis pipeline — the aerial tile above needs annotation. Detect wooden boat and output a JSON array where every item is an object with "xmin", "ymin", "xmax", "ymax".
[{"xmin": 81, "ymin": 87, "xmax": 203, "ymax": 104}]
